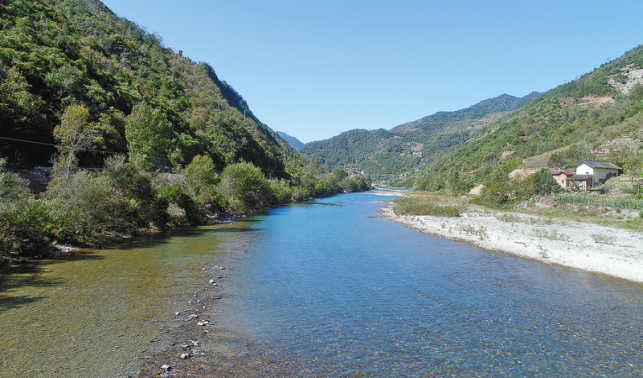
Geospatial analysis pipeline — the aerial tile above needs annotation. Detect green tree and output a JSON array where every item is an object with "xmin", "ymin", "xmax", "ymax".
[
  {"xmin": 125, "ymin": 102, "xmax": 172, "ymax": 171},
  {"xmin": 53, "ymin": 104, "xmax": 98, "ymax": 178},
  {"xmin": 333, "ymin": 167, "xmax": 348, "ymax": 181}
]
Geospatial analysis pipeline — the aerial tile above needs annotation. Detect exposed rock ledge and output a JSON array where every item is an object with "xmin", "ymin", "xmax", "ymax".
[{"xmin": 381, "ymin": 204, "xmax": 643, "ymax": 283}]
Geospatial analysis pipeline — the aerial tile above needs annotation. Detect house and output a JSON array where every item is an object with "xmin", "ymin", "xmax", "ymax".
[
  {"xmin": 574, "ymin": 160, "xmax": 622, "ymax": 184},
  {"xmin": 550, "ymin": 170, "xmax": 575, "ymax": 189},
  {"xmin": 566, "ymin": 174, "xmax": 594, "ymax": 191}
]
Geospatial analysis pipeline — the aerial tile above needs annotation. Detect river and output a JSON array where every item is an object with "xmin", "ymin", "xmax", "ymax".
[{"xmin": 1, "ymin": 190, "xmax": 642, "ymax": 377}]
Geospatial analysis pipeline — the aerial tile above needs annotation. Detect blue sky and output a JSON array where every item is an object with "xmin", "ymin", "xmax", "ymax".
[{"xmin": 102, "ymin": 0, "xmax": 643, "ymax": 143}]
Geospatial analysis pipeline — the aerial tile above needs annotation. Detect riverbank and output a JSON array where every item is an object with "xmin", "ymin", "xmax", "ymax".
[{"xmin": 381, "ymin": 202, "xmax": 643, "ymax": 283}]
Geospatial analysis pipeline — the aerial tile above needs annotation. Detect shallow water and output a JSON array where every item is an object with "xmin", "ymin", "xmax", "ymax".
[
  {"xmin": 0, "ymin": 225, "xmax": 241, "ymax": 377},
  {"xmin": 1, "ymin": 190, "xmax": 643, "ymax": 377}
]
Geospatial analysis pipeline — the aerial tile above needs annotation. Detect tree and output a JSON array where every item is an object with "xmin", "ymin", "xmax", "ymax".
[
  {"xmin": 333, "ymin": 167, "xmax": 348, "ymax": 181},
  {"xmin": 53, "ymin": 104, "xmax": 98, "ymax": 179},
  {"xmin": 125, "ymin": 101, "xmax": 172, "ymax": 171}
]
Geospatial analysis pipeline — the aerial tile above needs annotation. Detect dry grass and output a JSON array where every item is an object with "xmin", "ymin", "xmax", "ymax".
[{"xmin": 392, "ymin": 194, "xmax": 461, "ymax": 217}]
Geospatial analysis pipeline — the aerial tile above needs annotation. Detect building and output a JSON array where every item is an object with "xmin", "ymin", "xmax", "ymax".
[
  {"xmin": 574, "ymin": 160, "xmax": 622, "ymax": 184},
  {"xmin": 566, "ymin": 174, "xmax": 594, "ymax": 191},
  {"xmin": 550, "ymin": 170, "xmax": 575, "ymax": 189}
]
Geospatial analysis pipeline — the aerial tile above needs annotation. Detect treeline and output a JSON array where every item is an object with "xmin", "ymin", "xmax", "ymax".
[{"xmin": 0, "ymin": 155, "xmax": 371, "ymax": 258}]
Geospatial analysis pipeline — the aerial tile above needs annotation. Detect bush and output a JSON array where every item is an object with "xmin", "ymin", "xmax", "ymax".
[
  {"xmin": 0, "ymin": 198, "xmax": 53, "ymax": 257},
  {"xmin": 46, "ymin": 170, "xmax": 122, "ymax": 242},
  {"xmin": 183, "ymin": 155, "xmax": 225, "ymax": 213},
  {"xmin": 156, "ymin": 184, "xmax": 200, "ymax": 225},
  {"xmin": 103, "ymin": 156, "xmax": 169, "ymax": 230},
  {"xmin": 0, "ymin": 164, "xmax": 53, "ymax": 256},
  {"xmin": 219, "ymin": 161, "xmax": 276, "ymax": 212},
  {"xmin": 269, "ymin": 178, "xmax": 293, "ymax": 203}
]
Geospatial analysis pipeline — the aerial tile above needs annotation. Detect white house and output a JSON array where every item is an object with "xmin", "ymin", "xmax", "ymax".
[{"xmin": 574, "ymin": 160, "xmax": 622, "ymax": 184}]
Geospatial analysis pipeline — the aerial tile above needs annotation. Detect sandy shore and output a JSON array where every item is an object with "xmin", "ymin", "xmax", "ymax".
[{"xmin": 381, "ymin": 204, "xmax": 643, "ymax": 283}]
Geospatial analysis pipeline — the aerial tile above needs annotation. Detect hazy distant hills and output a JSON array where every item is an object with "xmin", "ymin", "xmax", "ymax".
[
  {"xmin": 277, "ymin": 132, "xmax": 304, "ymax": 150},
  {"xmin": 299, "ymin": 92, "xmax": 539, "ymax": 181}
]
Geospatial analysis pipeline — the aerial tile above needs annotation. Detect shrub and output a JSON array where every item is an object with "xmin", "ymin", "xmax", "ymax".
[
  {"xmin": 0, "ymin": 163, "xmax": 53, "ymax": 256},
  {"xmin": 0, "ymin": 198, "xmax": 53, "ymax": 256},
  {"xmin": 105, "ymin": 157, "xmax": 169, "ymax": 229},
  {"xmin": 219, "ymin": 161, "xmax": 276, "ymax": 212},
  {"xmin": 183, "ymin": 155, "xmax": 225, "ymax": 213},
  {"xmin": 156, "ymin": 184, "xmax": 200, "ymax": 225},
  {"xmin": 269, "ymin": 178, "xmax": 293, "ymax": 203}
]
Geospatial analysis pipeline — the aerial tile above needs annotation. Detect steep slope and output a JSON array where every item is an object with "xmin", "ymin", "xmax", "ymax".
[
  {"xmin": 277, "ymin": 131, "xmax": 304, "ymax": 150},
  {"xmin": 0, "ymin": 0, "xmax": 292, "ymax": 175},
  {"xmin": 419, "ymin": 44, "xmax": 643, "ymax": 193},
  {"xmin": 300, "ymin": 93, "xmax": 538, "ymax": 181}
]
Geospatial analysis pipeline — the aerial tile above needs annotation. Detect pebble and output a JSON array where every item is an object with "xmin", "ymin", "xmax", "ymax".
[
  {"xmin": 209, "ymin": 279, "xmax": 214, "ymax": 283},
  {"xmin": 180, "ymin": 353, "xmax": 190, "ymax": 359},
  {"xmin": 161, "ymin": 364, "xmax": 170, "ymax": 370},
  {"xmin": 175, "ymin": 312, "xmax": 180, "ymax": 316}
]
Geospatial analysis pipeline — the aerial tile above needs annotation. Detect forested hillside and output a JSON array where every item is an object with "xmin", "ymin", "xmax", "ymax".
[
  {"xmin": 0, "ymin": 0, "xmax": 371, "ymax": 258},
  {"xmin": 0, "ymin": 0, "xmax": 291, "ymax": 174},
  {"xmin": 417, "ymin": 44, "xmax": 643, "ymax": 196},
  {"xmin": 300, "ymin": 93, "xmax": 538, "ymax": 183}
]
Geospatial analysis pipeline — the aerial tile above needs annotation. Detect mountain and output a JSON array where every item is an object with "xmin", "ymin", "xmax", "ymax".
[
  {"xmin": 417, "ymin": 44, "xmax": 643, "ymax": 193},
  {"xmin": 277, "ymin": 131, "xmax": 304, "ymax": 150},
  {"xmin": 391, "ymin": 92, "xmax": 539, "ymax": 133},
  {"xmin": 0, "ymin": 0, "xmax": 292, "ymax": 176},
  {"xmin": 299, "ymin": 92, "xmax": 538, "ymax": 182}
]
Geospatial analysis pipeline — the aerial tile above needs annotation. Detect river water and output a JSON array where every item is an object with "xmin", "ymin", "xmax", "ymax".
[{"xmin": 1, "ymin": 190, "xmax": 643, "ymax": 377}]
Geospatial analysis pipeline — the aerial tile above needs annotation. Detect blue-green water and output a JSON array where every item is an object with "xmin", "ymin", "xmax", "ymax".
[
  {"xmin": 218, "ymin": 191, "xmax": 643, "ymax": 376},
  {"xmin": 1, "ymin": 190, "xmax": 643, "ymax": 377}
]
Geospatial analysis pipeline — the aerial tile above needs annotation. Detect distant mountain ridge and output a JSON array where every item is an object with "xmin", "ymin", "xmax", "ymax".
[
  {"xmin": 392, "ymin": 92, "xmax": 540, "ymax": 133},
  {"xmin": 299, "ymin": 92, "xmax": 539, "ymax": 181},
  {"xmin": 277, "ymin": 131, "xmax": 304, "ymax": 150}
]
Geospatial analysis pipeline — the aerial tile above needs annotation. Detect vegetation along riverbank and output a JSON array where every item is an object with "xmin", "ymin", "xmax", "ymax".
[{"xmin": 0, "ymin": 0, "xmax": 371, "ymax": 262}]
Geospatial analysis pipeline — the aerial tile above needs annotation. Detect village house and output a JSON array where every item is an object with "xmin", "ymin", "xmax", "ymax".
[
  {"xmin": 550, "ymin": 160, "xmax": 621, "ymax": 191},
  {"xmin": 566, "ymin": 174, "xmax": 594, "ymax": 191},
  {"xmin": 574, "ymin": 160, "xmax": 622, "ymax": 184},
  {"xmin": 550, "ymin": 170, "xmax": 575, "ymax": 189}
]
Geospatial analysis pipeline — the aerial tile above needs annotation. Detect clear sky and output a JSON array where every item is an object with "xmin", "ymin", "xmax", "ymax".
[{"xmin": 101, "ymin": 0, "xmax": 643, "ymax": 143}]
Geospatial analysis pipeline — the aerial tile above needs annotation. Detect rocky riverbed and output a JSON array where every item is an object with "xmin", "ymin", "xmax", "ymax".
[{"xmin": 381, "ymin": 203, "xmax": 643, "ymax": 283}]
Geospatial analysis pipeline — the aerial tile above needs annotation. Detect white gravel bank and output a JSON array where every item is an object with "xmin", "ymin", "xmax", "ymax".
[{"xmin": 381, "ymin": 204, "xmax": 643, "ymax": 283}]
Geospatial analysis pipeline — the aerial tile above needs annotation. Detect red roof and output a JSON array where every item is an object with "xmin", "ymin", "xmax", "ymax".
[{"xmin": 550, "ymin": 170, "xmax": 574, "ymax": 176}]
